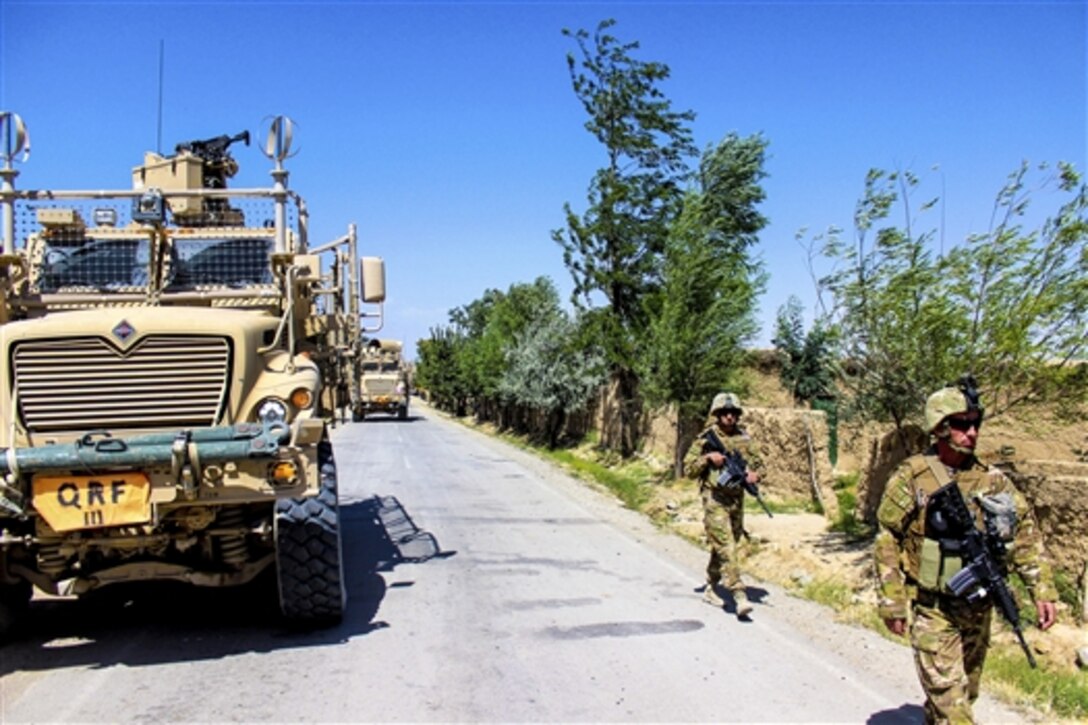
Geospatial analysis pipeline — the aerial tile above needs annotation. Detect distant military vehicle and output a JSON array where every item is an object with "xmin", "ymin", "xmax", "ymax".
[
  {"xmin": 0, "ymin": 113, "xmax": 385, "ymax": 638},
  {"xmin": 353, "ymin": 339, "xmax": 410, "ymax": 421}
]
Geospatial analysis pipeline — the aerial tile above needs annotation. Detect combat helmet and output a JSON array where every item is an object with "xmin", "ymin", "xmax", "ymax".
[
  {"xmin": 709, "ymin": 392, "xmax": 743, "ymax": 417},
  {"xmin": 924, "ymin": 375, "xmax": 984, "ymax": 434}
]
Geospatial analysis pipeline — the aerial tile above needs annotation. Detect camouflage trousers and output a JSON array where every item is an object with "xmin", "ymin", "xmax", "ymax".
[
  {"xmin": 910, "ymin": 596, "xmax": 992, "ymax": 725},
  {"xmin": 700, "ymin": 485, "xmax": 746, "ymax": 592}
]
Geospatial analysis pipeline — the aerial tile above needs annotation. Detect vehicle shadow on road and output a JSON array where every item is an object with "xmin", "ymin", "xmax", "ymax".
[
  {"xmin": 0, "ymin": 496, "xmax": 451, "ymax": 674},
  {"xmin": 341, "ymin": 493, "xmax": 454, "ymax": 624}
]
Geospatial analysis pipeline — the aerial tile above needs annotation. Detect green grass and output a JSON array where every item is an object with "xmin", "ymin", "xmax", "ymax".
[
  {"xmin": 800, "ymin": 577, "xmax": 853, "ymax": 609},
  {"xmin": 827, "ymin": 472, "xmax": 874, "ymax": 540},
  {"xmin": 542, "ymin": 448, "xmax": 653, "ymax": 510},
  {"xmin": 1054, "ymin": 568, "xmax": 1084, "ymax": 614},
  {"xmin": 984, "ymin": 649, "xmax": 1088, "ymax": 720}
]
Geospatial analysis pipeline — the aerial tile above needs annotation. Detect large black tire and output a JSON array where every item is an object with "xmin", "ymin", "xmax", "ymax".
[
  {"xmin": 274, "ymin": 440, "xmax": 346, "ymax": 625},
  {"xmin": 0, "ymin": 579, "xmax": 32, "ymax": 643},
  {"xmin": 397, "ymin": 405, "xmax": 408, "ymax": 420}
]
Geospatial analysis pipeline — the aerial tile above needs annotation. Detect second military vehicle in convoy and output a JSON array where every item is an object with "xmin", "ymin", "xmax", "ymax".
[
  {"xmin": 353, "ymin": 339, "xmax": 410, "ymax": 421},
  {"xmin": 0, "ymin": 113, "xmax": 385, "ymax": 637}
]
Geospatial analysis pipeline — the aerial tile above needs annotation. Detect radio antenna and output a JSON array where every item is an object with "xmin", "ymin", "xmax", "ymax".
[{"xmin": 156, "ymin": 39, "xmax": 165, "ymax": 154}]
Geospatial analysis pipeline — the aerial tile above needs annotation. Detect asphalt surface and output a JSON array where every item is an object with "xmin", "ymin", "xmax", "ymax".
[{"xmin": 0, "ymin": 402, "xmax": 1034, "ymax": 723}]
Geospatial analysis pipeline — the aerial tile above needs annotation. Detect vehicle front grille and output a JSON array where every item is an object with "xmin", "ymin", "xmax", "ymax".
[{"xmin": 13, "ymin": 336, "xmax": 231, "ymax": 432}]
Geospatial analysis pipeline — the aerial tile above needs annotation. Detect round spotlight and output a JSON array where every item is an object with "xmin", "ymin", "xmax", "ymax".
[{"xmin": 256, "ymin": 398, "xmax": 288, "ymax": 424}]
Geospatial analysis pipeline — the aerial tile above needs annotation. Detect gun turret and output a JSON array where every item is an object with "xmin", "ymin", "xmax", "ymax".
[
  {"xmin": 176, "ymin": 131, "xmax": 251, "ymax": 166},
  {"xmin": 174, "ymin": 130, "xmax": 250, "ymax": 192},
  {"xmin": 164, "ymin": 130, "xmax": 250, "ymax": 225}
]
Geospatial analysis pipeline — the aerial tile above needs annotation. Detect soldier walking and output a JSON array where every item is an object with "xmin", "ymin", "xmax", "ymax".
[
  {"xmin": 873, "ymin": 378, "xmax": 1057, "ymax": 724},
  {"xmin": 685, "ymin": 392, "xmax": 763, "ymax": 619}
]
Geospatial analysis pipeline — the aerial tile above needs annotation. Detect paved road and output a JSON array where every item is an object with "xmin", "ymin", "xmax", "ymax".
[{"xmin": 0, "ymin": 403, "xmax": 1030, "ymax": 722}]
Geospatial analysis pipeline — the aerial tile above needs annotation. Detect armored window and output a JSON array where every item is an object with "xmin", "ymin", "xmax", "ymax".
[
  {"xmin": 37, "ymin": 237, "xmax": 151, "ymax": 292},
  {"xmin": 167, "ymin": 237, "xmax": 273, "ymax": 289}
]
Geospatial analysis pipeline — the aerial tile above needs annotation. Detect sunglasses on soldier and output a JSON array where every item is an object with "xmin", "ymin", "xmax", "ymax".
[{"xmin": 946, "ymin": 417, "xmax": 980, "ymax": 432}]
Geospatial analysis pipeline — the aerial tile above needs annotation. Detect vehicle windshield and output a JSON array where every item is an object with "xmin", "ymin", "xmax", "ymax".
[
  {"xmin": 166, "ymin": 237, "xmax": 274, "ymax": 289},
  {"xmin": 362, "ymin": 361, "xmax": 401, "ymax": 373},
  {"xmin": 37, "ymin": 237, "xmax": 151, "ymax": 292}
]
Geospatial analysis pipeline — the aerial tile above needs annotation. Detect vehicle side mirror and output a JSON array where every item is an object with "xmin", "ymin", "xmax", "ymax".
[{"xmin": 360, "ymin": 256, "xmax": 385, "ymax": 303}]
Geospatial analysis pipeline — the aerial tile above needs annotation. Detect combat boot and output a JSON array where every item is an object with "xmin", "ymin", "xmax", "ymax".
[
  {"xmin": 734, "ymin": 589, "xmax": 753, "ymax": 618},
  {"xmin": 702, "ymin": 580, "xmax": 724, "ymax": 607}
]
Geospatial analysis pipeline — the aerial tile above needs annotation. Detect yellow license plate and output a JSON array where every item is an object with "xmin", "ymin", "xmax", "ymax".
[{"xmin": 33, "ymin": 472, "xmax": 151, "ymax": 532}]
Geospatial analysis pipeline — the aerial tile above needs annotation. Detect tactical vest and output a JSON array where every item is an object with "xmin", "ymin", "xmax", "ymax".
[{"xmin": 900, "ymin": 456, "xmax": 1012, "ymax": 594}]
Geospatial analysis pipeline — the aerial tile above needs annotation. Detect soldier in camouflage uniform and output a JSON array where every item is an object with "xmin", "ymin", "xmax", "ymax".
[
  {"xmin": 873, "ymin": 380, "xmax": 1057, "ymax": 724},
  {"xmin": 684, "ymin": 392, "xmax": 764, "ymax": 619}
]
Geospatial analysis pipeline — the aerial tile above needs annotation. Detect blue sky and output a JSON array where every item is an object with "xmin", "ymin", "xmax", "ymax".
[{"xmin": 2, "ymin": 1, "xmax": 1085, "ymax": 360}]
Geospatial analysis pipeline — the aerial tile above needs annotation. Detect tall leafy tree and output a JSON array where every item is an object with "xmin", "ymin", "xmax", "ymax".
[
  {"xmin": 553, "ymin": 18, "xmax": 698, "ymax": 457},
  {"xmin": 816, "ymin": 162, "xmax": 1088, "ymax": 429},
  {"xmin": 816, "ymin": 168, "xmax": 954, "ymax": 428},
  {"xmin": 944, "ymin": 161, "xmax": 1088, "ymax": 415},
  {"xmin": 641, "ymin": 133, "xmax": 769, "ymax": 475}
]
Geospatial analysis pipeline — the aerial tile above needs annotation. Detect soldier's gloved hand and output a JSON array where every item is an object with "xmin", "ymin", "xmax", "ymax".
[
  {"xmin": 883, "ymin": 617, "xmax": 907, "ymax": 636},
  {"xmin": 1036, "ymin": 601, "xmax": 1057, "ymax": 631}
]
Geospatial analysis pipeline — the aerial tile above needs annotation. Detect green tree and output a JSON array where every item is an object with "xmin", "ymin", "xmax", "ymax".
[
  {"xmin": 477, "ymin": 277, "xmax": 565, "ymax": 424},
  {"xmin": 944, "ymin": 161, "xmax": 1088, "ymax": 416},
  {"xmin": 816, "ymin": 162, "xmax": 1088, "ymax": 429},
  {"xmin": 554, "ymin": 18, "xmax": 698, "ymax": 457},
  {"xmin": 417, "ymin": 278, "xmax": 568, "ymax": 424},
  {"xmin": 415, "ymin": 326, "xmax": 470, "ymax": 416},
  {"xmin": 773, "ymin": 295, "xmax": 839, "ymax": 406},
  {"xmin": 640, "ymin": 133, "xmax": 769, "ymax": 476},
  {"xmin": 498, "ymin": 313, "xmax": 607, "ymax": 448}
]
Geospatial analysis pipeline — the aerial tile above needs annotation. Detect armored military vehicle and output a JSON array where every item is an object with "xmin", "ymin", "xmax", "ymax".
[
  {"xmin": 353, "ymin": 339, "xmax": 410, "ymax": 420},
  {"xmin": 0, "ymin": 113, "xmax": 385, "ymax": 637}
]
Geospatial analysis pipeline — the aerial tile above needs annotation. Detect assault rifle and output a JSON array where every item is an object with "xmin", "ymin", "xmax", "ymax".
[
  {"xmin": 702, "ymin": 429, "xmax": 773, "ymax": 518},
  {"xmin": 927, "ymin": 482, "xmax": 1037, "ymax": 668}
]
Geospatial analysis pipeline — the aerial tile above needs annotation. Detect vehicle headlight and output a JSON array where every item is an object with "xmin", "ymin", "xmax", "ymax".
[{"xmin": 256, "ymin": 398, "xmax": 289, "ymax": 425}]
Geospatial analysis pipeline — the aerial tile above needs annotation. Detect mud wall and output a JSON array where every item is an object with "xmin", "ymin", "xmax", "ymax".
[
  {"xmin": 854, "ymin": 426, "xmax": 1088, "ymax": 582},
  {"xmin": 639, "ymin": 403, "xmax": 839, "ymax": 519}
]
